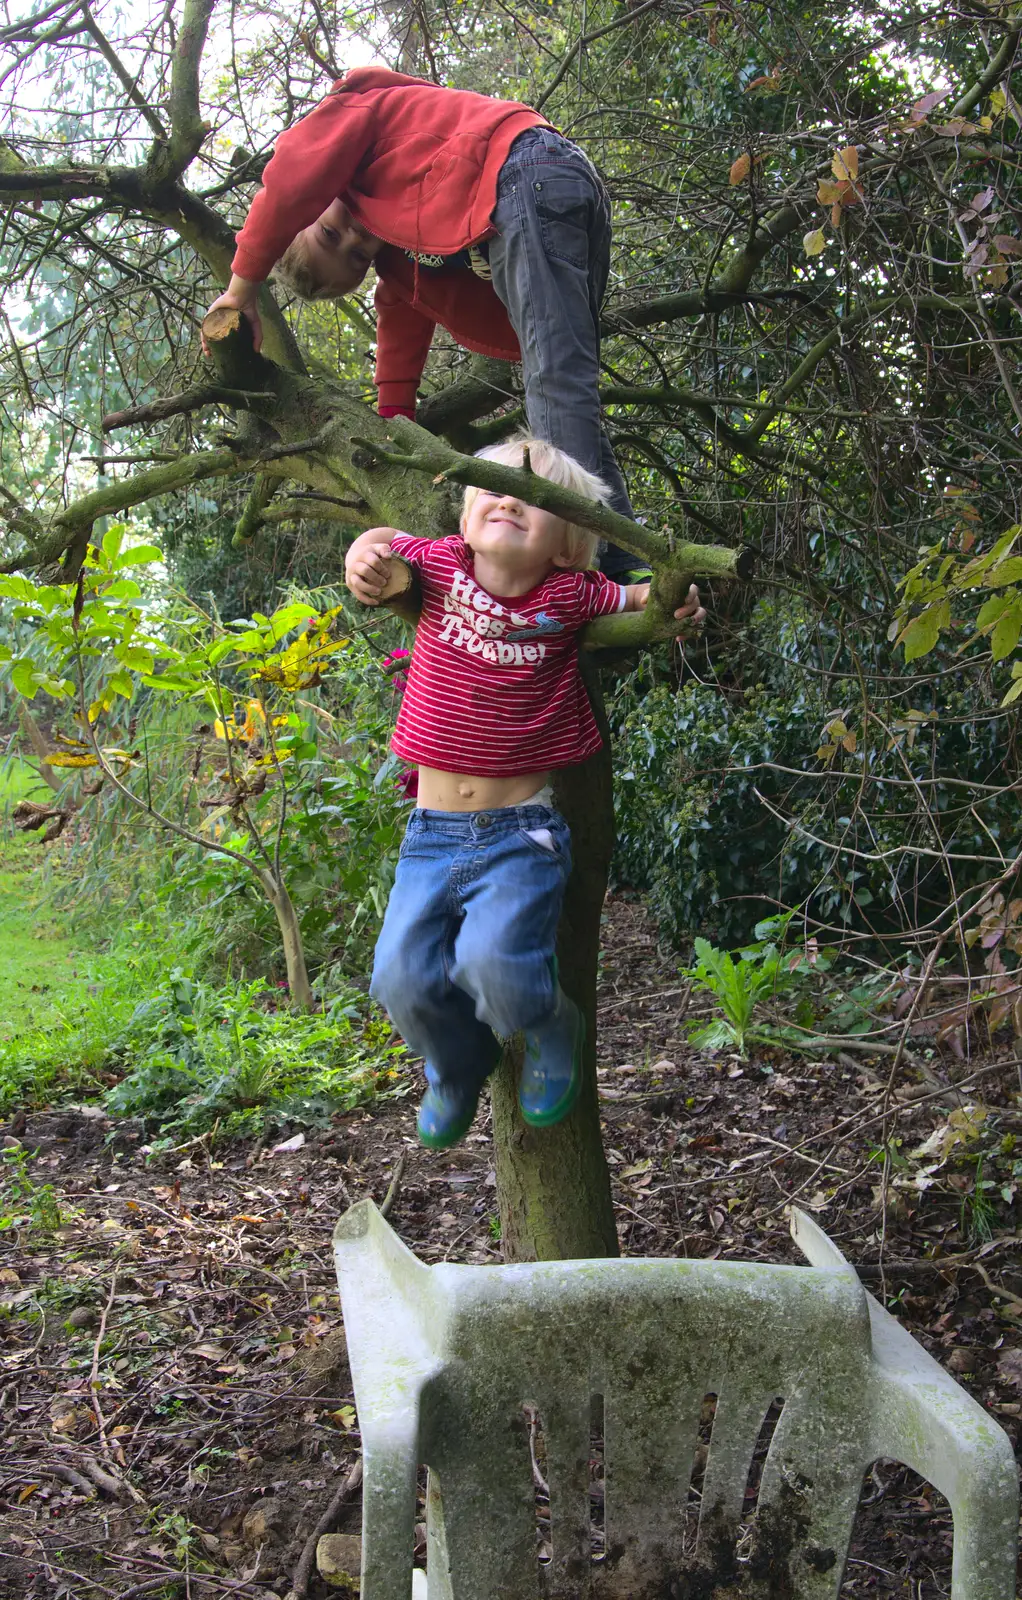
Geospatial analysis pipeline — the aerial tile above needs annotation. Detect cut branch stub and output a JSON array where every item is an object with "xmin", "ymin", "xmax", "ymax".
[{"xmin": 202, "ymin": 306, "xmax": 244, "ymax": 347}]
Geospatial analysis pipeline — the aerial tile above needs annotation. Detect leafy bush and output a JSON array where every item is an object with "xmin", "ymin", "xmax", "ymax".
[
  {"xmin": 4, "ymin": 544, "xmax": 412, "ymax": 992},
  {"xmin": 608, "ymin": 616, "xmax": 1022, "ymax": 948},
  {"xmin": 104, "ymin": 968, "xmax": 405, "ymax": 1135},
  {"xmin": 683, "ymin": 911, "xmax": 833, "ymax": 1056}
]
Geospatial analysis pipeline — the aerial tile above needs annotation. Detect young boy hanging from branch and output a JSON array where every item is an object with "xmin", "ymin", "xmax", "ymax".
[
  {"xmin": 205, "ymin": 65, "xmax": 650, "ymax": 582},
  {"xmin": 343, "ymin": 436, "xmax": 702, "ymax": 1149}
]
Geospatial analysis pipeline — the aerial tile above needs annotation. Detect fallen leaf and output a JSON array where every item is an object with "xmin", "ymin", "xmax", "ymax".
[
  {"xmin": 270, "ymin": 1133, "xmax": 305, "ymax": 1155},
  {"xmin": 191, "ymin": 1343, "xmax": 229, "ymax": 1361},
  {"xmin": 1, "ymin": 1288, "xmax": 35, "ymax": 1310},
  {"xmin": 997, "ymin": 1348, "xmax": 1022, "ymax": 1390},
  {"xmin": 620, "ymin": 1159, "xmax": 652, "ymax": 1179}
]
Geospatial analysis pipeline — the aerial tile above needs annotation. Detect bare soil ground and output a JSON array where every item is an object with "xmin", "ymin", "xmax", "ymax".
[{"xmin": 1, "ymin": 898, "xmax": 1019, "ymax": 1598}]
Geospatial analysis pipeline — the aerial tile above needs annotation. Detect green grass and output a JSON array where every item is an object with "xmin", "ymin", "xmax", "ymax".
[
  {"xmin": 0, "ymin": 827, "xmax": 406, "ymax": 1130},
  {"xmin": 0, "ymin": 754, "xmax": 53, "ymax": 807},
  {"xmin": 0, "ymin": 831, "xmax": 131, "ymax": 1111},
  {"xmin": 0, "ymin": 838, "xmax": 94, "ymax": 1036}
]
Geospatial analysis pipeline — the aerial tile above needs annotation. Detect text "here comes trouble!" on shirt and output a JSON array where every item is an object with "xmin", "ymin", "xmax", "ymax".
[{"xmin": 387, "ymin": 534, "xmax": 625, "ymax": 776}]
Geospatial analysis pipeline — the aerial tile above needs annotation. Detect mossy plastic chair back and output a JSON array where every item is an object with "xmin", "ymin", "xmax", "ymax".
[{"xmin": 334, "ymin": 1200, "xmax": 1018, "ymax": 1600}]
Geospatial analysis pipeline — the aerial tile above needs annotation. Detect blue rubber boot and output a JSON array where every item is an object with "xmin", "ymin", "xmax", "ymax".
[
  {"xmin": 519, "ymin": 991, "xmax": 585, "ymax": 1128},
  {"xmin": 416, "ymin": 1079, "xmax": 483, "ymax": 1150}
]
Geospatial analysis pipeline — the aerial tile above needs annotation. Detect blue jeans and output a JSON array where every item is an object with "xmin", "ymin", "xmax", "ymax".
[
  {"xmin": 488, "ymin": 127, "xmax": 637, "ymax": 580},
  {"xmin": 370, "ymin": 804, "xmax": 572, "ymax": 1094}
]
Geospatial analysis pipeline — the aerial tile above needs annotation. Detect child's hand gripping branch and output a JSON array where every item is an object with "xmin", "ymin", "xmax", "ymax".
[
  {"xmin": 342, "ymin": 435, "xmax": 706, "ymax": 1154},
  {"xmin": 344, "ymin": 529, "xmax": 410, "ymax": 605}
]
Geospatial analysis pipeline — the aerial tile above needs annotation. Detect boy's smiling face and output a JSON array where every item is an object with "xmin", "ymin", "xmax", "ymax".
[{"xmin": 461, "ymin": 488, "xmax": 572, "ymax": 578}]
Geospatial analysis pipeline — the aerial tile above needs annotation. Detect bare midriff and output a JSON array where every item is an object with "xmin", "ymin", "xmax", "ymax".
[{"xmin": 416, "ymin": 767, "xmax": 550, "ymax": 812}]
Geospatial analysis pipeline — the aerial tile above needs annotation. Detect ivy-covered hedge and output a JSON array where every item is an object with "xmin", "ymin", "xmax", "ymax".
[{"xmin": 608, "ymin": 646, "xmax": 1021, "ymax": 949}]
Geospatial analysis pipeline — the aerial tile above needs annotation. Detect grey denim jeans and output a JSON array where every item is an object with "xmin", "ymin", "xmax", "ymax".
[{"xmin": 487, "ymin": 127, "xmax": 638, "ymax": 580}]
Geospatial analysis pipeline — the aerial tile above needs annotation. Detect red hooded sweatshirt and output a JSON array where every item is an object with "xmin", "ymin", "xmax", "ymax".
[{"xmin": 231, "ymin": 68, "xmax": 549, "ymax": 416}]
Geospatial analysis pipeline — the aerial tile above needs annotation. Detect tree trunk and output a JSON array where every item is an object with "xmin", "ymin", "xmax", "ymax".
[
  {"xmin": 492, "ymin": 662, "xmax": 619, "ymax": 1262},
  {"xmin": 261, "ymin": 873, "xmax": 315, "ymax": 1013},
  {"xmin": 198, "ymin": 317, "xmax": 743, "ymax": 1259}
]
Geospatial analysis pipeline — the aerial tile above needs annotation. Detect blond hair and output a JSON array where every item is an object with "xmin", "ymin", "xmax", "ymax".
[
  {"xmin": 273, "ymin": 235, "xmax": 339, "ymax": 302},
  {"xmin": 462, "ymin": 436, "xmax": 609, "ymax": 570}
]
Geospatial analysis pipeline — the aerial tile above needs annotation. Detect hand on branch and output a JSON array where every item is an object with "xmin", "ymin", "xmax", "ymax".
[
  {"xmin": 345, "ymin": 526, "xmax": 408, "ymax": 604},
  {"xmin": 673, "ymin": 582, "xmax": 707, "ymax": 632},
  {"xmin": 202, "ymin": 274, "xmax": 263, "ymax": 354}
]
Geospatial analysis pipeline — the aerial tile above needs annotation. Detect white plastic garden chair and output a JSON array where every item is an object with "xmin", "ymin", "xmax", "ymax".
[{"xmin": 333, "ymin": 1198, "xmax": 1018, "ymax": 1599}]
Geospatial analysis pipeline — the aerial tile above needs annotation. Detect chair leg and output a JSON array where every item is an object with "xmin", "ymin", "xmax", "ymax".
[
  {"xmin": 424, "ymin": 1469, "xmax": 455, "ymax": 1600},
  {"xmin": 947, "ymin": 1490, "xmax": 1020, "ymax": 1600},
  {"xmin": 360, "ymin": 1432, "xmax": 419, "ymax": 1600}
]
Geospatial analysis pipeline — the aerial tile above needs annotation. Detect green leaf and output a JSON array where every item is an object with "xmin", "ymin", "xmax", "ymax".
[
  {"xmin": 267, "ymin": 602, "xmax": 316, "ymax": 642},
  {"xmin": 102, "ymin": 579, "xmax": 143, "ymax": 600},
  {"xmin": 10, "ymin": 658, "xmax": 41, "ymax": 698},
  {"xmin": 112, "ymin": 543, "xmax": 163, "ymax": 570},
  {"xmin": 900, "ymin": 607, "xmax": 942, "ymax": 662},
  {"xmin": 101, "ymin": 523, "xmax": 126, "ymax": 563},
  {"xmin": 1001, "ymin": 678, "xmax": 1022, "ymax": 705},
  {"xmin": 41, "ymin": 675, "xmax": 73, "ymax": 698},
  {"xmin": 107, "ymin": 669, "xmax": 134, "ymax": 699},
  {"xmin": 688, "ymin": 1019, "xmax": 737, "ymax": 1052},
  {"xmin": 0, "ymin": 574, "xmax": 43, "ymax": 603},
  {"xmin": 141, "ymin": 673, "xmax": 201, "ymax": 692},
  {"xmin": 116, "ymin": 646, "xmax": 155, "ymax": 672},
  {"xmin": 226, "ymin": 630, "xmax": 267, "ymax": 654},
  {"xmin": 977, "ymin": 592, "xmax": 1011, "ymax": 631},
  {"xmin": 207, "ymin": 636, "xmax": 238, "ymax": 668},
  {"xmin": 990, "ymin": 599, "xmax": 1022, "ymax": 661}
]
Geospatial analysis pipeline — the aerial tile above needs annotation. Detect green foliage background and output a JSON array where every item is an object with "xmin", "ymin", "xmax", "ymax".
[{"xmin": 3, "ymin": 0, "xmax": 1022, "ymax": 1117}]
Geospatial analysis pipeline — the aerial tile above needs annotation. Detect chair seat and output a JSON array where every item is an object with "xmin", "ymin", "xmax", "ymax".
[{"xmin": 334, "ymin": 1200, "xmax": 1018, "ymax": 1600}]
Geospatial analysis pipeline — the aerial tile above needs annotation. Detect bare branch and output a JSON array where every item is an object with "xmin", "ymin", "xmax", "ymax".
[
  {"xmin": 102, "ymin": 385, "xmax": 277, "ymax": 431},
  {"xmin": 81, "ymin": 2, "xmax": 168, "ymax": 142},
  {"xmin": 147, "ymin": 0, "xmax": 216, "ymax": 182}
]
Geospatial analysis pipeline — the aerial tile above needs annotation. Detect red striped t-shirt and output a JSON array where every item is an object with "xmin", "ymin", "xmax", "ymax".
[{"xmin": 388, "ymin": 534, "xmax": 625, "ymax": 775}]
